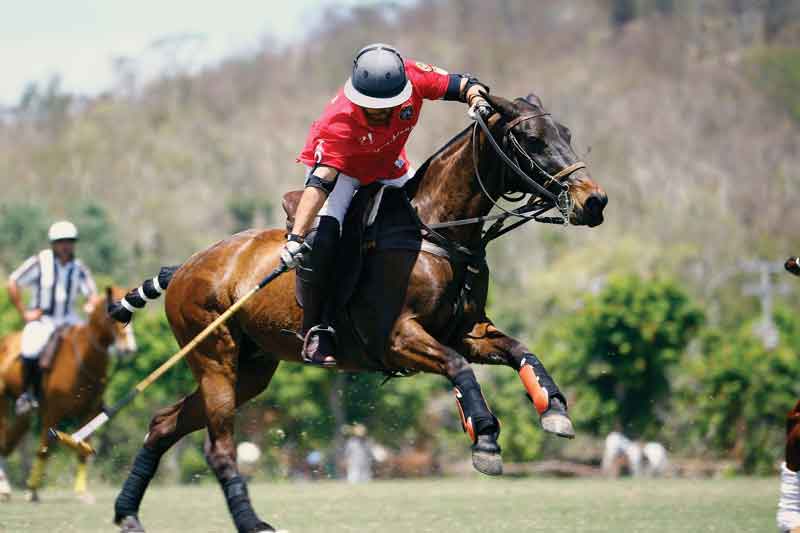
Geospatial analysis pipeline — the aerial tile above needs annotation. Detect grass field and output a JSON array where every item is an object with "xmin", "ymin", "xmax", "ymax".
[{"xmin": 0, "ymin": 477, "xmax": 779, "ymax": 532}]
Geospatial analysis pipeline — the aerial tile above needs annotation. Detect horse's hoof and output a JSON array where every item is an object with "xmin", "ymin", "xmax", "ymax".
[
  {"xmin": 541, "ymin": 411, "xmax": 575, "ymax": 438},
  {"xmin": 472, "ymin": 449, "xmax": 503, "ymax": 476},
  {"xmin": 118, "ymin": 515, "xmax": 146, "ymax": 532},
  {"xmin": 76, "ymin": 491, "xmax": 96, "ymax": 504},
  {"xmin": 0, "ymin": 492, "xmax": 10, "ymax": 503},
  {"xmin": 540, "ymin": 398, "xmax": 575, "ymax": 439},
  {"xmin": 24, "ymin": 490, "xmax": 39, "ymax": 503}
]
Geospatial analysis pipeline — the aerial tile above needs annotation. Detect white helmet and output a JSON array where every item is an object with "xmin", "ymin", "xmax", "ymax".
[{"xmin": 48, "ymin": 220, "xmax": 79, "ymax": 242}]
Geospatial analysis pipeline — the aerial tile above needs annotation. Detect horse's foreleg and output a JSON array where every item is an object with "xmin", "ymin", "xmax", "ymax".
[
  {"xmin": 390, "ymin": 318, "xmax": 502, "ymax": 475},
  {"xmin": 26, "ymin": 437, "xmax": 50, "ymax": 502},
  {"xmin": 460, "ymin": 321, "xmax": 574, "ymax": 439},
  {"xmin": 74, "ymin": 452, "xmax": 89, "ymax": 493}
]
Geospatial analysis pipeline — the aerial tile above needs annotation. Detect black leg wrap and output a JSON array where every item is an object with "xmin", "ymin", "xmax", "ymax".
[
  {"xmin": 452, "ymin": 369, "xmax": 499, "ymax": 436},
  {"xmin": 114, "ymin": 446, "xmax": 163, "ymax": 524},
  {"xmin": 221, "ymin": 475, "xmax": 273, "ymax": 533},
  {"xmin": 522, "ymin": 353, "xmax": 567, "ymax": 407}
]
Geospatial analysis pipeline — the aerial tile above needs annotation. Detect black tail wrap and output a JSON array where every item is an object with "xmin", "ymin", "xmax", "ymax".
[
  {"xmin": 522, "ymin": 353, "xmax": 567, "ymax": 407},
  {"xmin": 221, "ymin": 475, "xmax": 273, "ymax": 533},
  {"xmin": 452, "ymin": 369, "xmax": 500, "ymax": 436},
  {"xmin": 114, "ymin": 445, "xmax": 164, "ymax": 524},
  {"xmin": 108, "ymin": 265, "xmax": 180, "ymax": 323}
]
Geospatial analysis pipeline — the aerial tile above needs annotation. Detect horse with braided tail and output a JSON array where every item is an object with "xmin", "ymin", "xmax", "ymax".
[{"xmin": 109, "ymin": 92, "xmax": 607, "ymax": 533}]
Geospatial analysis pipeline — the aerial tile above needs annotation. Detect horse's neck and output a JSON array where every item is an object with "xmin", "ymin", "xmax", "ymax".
[
  {"xmin": 412, "ymin": 126, "xmax": 499, "ymax": 247},
  {"xmin": 73, "ymin": 319, "xmax": 112, "ymax": 370}
]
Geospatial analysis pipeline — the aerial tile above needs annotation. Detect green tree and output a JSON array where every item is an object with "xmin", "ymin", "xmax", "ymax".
[
  {"xmin": 681, "ymin": 306, "xmax": 800, "ymax": 473},
  {"xmin": 69, "ymin": 202, "xmax": 129, "ymax": 279},
  {"xmin": 544, "ymin": 274, "xmax": 704, "ymax": 438},
  {"xmin": 0, "ymin": 203, "xmax": 48, "ymax": 272}
]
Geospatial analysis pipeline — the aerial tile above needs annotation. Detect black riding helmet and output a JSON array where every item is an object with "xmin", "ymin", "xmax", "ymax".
[{"xmin": 343, "ymin": 43, "xmax": 413, "ymax": 109}]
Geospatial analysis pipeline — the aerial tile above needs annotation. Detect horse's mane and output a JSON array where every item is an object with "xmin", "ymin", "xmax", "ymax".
[{"xmin": 403, "ymin": 123, "xmax": 473, "ymax": 199}]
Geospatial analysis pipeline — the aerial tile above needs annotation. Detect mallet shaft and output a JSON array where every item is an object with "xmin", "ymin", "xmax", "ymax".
[{"xmin": 51, "ymin": 263, "xmax": 288, "ymax": 447}]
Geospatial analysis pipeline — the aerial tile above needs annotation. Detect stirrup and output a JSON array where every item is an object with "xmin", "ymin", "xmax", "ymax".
[
  {"xmin": 301, "ymin": 325, "xmax": 337, "ymax": 367},
  {"xmin": 15, "ymin": 393, "xmax": 38, "ymax": 416}
]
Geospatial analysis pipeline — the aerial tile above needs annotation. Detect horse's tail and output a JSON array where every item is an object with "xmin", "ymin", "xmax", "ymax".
[{"xmin": 108, "ymin": 265, "xmax": 181, "ymax": 323}]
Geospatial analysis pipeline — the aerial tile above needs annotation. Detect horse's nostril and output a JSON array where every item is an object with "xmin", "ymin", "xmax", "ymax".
[{"xmin": 586, "ymin": 195, "xmax": 607, "ymax": 214}]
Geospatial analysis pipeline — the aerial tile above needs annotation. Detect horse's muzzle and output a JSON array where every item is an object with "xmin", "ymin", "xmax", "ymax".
[{"xmin": 583, "ymin": 193, "xmax": 607, "ymax": 227}]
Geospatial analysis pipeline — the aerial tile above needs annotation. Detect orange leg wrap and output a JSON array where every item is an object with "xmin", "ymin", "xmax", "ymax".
[{"xmin": 519, "ymin": 364, "xmax": 550, "ymax": 415}]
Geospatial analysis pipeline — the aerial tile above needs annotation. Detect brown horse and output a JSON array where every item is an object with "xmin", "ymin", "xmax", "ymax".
[
  {"xmin": 0, "ymin": 287, "xmax": 136, "ymax": 502},
  {"xmin": 111, "ymin": 93, "xmax": 607, "ymax": 533}
]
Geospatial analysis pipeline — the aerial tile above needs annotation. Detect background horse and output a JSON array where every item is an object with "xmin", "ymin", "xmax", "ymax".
[
  {"xmin": 0, "ymin": 286, "xmax": 136, "ymax": 502},
  {"xmin": 110, "ymin": 93, "xmax": 607, "ymax": 533}
]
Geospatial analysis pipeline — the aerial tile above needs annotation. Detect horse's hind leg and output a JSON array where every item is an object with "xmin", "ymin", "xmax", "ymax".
[
  {"xmin": 390, "ymin": 318, "xmax": 502, "ymax": 476},
  {"xmin": 202, "ymin": 357, "xmax": 275, "ymax": 533},
  {"xmin": 114, "ymin": 352, "xmax": 279, "ymax": 532}
]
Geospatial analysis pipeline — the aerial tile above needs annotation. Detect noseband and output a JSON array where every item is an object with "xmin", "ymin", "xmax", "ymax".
[{"xmin": 472, "ymin": 111, "xmax": 587, "ymax": 224}]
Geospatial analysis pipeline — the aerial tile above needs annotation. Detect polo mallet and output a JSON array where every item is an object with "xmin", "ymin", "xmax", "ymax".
[{"xmin": 49, "ymin": 262, "xmax": 289, "ymax": 455}]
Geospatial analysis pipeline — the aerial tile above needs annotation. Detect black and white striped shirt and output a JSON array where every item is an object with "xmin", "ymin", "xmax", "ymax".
[{"xmin": 9, "ymin": 250, "xmax": 97, "ymax": 321}]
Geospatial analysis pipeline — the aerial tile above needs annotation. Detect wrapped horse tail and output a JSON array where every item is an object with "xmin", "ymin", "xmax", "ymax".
[{"xmin": 108, "ymin": 266, "xmax": 181, "ymax": 323}]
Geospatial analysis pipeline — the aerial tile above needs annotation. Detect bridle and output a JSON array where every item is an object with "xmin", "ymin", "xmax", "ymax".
[
  {"xmin": 472, "ymin": 111, "xmax": 586, "ymax": 226},
  {"xmin": 419, "ymin": 110, "xmax": 589, "ymax": 251}
]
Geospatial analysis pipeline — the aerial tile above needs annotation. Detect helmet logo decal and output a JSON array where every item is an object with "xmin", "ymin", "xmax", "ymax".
[{"xmin": 399, "ymin": 105, "xmax": 414, "ymax": 121}]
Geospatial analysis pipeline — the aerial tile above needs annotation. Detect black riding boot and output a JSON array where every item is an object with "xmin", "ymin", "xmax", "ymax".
[
  {"xmin": 297, "ymin": 215, "xmax": 340, "ymax": 366},
  {"xmin": 16, "ymin": 357, "xmax": 40, "ymax": 415}
]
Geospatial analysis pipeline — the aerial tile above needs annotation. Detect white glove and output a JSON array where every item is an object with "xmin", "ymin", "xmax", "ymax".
[
  {"xmin": 280, "ymin": 237, "xmax": 311, "ymax": 269},
  {"xmin": 468, "ymin": 96, "xmax": 493, "ymax": 120}
]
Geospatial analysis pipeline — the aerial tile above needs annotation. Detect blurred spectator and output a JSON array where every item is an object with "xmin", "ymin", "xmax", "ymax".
[
  {"xmin": 344, "ymin": 424, "xmax": 373, "ymax": 483},
  {"xmin": 603, "ymin": 431, "xmax": 670, "ymax": 478}
]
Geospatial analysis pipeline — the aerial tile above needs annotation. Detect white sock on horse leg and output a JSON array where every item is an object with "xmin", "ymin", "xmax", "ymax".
[{"xmin": 778, "ymin": 462, "xmax": 800, "ymax": 532}]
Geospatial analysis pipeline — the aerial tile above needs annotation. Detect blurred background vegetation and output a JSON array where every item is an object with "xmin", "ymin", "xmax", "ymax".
[{"xmin": 1, "ymin": 0, "xmax": 799, "ymax": 485}]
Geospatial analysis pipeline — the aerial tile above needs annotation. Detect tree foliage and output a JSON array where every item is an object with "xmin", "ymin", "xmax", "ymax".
[{"xmin": 544, "ymin": 274, "xmax": 704, "ymax": 438}]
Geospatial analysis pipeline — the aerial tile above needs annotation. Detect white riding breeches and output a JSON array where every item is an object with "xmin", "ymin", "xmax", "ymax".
[
  {"xmin": 315, "ymin": 168, "xmax": 415, "ymax": 225},
  {"xmin": 20, "ymin": 317, "xmax": 56, "ymax": 359},
  {"xmin": 20, "ymin": 315, "xmax": 79, "ymax": 359}
]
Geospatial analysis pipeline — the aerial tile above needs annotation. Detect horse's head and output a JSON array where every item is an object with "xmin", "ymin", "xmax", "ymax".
[
  {"xmin": 88, "ymin": 287, "xmax": 138, "ymax": 357},
  {"xmin": 485, "ymin": 93, "xmax": 607, "ymax": 227}
]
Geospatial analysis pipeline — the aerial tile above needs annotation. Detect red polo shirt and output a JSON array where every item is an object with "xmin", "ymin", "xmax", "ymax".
[{"xmin": 297, "ymin": 59, "xmax": 450, "ymax": 184}]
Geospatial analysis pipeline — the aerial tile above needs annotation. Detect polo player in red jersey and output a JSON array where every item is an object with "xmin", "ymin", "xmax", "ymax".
[{"xmin": 282, "ymin": 43, "xmax": 492, "ymax": 366}]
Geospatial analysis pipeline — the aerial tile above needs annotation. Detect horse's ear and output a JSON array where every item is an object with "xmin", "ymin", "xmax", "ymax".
[
  {"xmin": 485, "ymin": 94, "xmax": 519, "ymax": 118},
  {"xmin": 525, "ymin": 93, "xmax": 543, "ymax": 107},
  {"xmin": 105, "ymin": 286, "xmax": 113, "ymax": 303}
]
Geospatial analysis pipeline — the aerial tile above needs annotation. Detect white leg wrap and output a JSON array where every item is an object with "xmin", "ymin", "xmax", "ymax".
[{"xmin": 778, "ymin": 462, "xmax": 800, "ymax": 532}]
